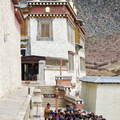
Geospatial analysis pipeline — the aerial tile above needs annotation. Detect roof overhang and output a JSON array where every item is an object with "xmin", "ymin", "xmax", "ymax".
[
  {"xmin": 27, "ymin": 1, "xmax": 77, "ymax": 20},
  {"xmin": 15, "ymin": 7, "xmax": 24, "ymax": 24},
  {"xmin": 75, "ymin": 43, "xmax": 83, "ymax": 49},
  {"xmin": 21, "ymin": 56, "xmax": 46, "ymax": 64},
  {"xmin": 80, "ymin": 76, "xmax": 120, "ymax": 84},
  {"xmin": 21, "ymin": 55, "xmax": 68, "ymax": 64}
]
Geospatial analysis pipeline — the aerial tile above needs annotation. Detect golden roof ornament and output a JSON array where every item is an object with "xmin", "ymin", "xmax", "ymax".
[{"xmin": 69, "ymin": 0, "xmax": 74, "ymax": 8}]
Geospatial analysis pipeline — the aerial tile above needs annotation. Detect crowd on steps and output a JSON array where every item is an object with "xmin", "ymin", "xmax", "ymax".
[{"xmin": 44, "ymin": 103, "xmax": 106, "ymax": 120}]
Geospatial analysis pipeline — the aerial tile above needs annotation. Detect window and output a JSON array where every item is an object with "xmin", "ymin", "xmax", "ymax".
[
  {"xmin": 41, "ymin": 23, "xmax": 50, "ymax": 37},
  {"xmin": 37, "ymin": 18, "xmax": 53, "ymax": 41},
  {"xmin": 80, "ymin": 57, "xmax": 86, "ymax": 72},
  {"xmin": 21, "ymin": 49, "xmax": 26, "ymax": 56},
  {"xmin": 68, "ymin": 52, "xmax": 74, "ymax": 71}
]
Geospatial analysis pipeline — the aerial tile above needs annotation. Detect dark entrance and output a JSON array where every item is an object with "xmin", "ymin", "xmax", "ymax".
[
  {"xmin": 22, "ymin": 63, "xmax": 38, "ymax": 81},
  {"xmin": 21, "ymin": 56, "xmax": 46, "ymax": 81}
]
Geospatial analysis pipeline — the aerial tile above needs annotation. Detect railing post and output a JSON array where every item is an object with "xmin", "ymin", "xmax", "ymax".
[
  {"xmin": 25, "ymin": 81, "xmax": 31, "ymax": 95},
  {"xmin": 60, "ymin": 59, "xmax": 62, "ymax": 76},
  {"xmin": 55, "ymin": 88, "xmax": 59, "ymax": 113}
]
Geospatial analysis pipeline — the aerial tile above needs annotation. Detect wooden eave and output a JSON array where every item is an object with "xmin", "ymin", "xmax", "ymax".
[
  {"xmin": 21, "ymin": 55, "xmax": 68, "ymax": 64},
  {"xmin": 12, "ymin": 0, "xmax": 19, "ymax": 4},
  {"xmin": 21, "ymin": 56, "xmax": 46, "ymax": 64},
  {"xmin": 15, "ymin": 7, "xmax": 24, "ymax": 24},
  {"xmin": 76, "ymin": 23, "xmax": 85, "ymax": 35},
  {"xmin": 27, "ymin": 1, "xmax": 77, "ymax": 21},
  {"xmin": 79, "ymin": 25, "xmax": 85, "ymax": 35},
  {"xmin": 46, "ymin": 57, "xmax": 68, "ymax": 62},
  {"xmin": 66, "ymin": 2, "xmax": 77, "ymax": 20},
  {"xmin": 75, "ymin": 20, "xmax": 85, "ymax": 35}
]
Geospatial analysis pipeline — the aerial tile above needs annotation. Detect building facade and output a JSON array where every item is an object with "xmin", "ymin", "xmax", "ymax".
[
  {"xmin": 21, "ymin": 0, "xmax": 86, "ymax": 93},
  {"xmin": 80, "ymin": 76, "xmax": 120, "ymax": 120},
  {"xmin": 0, "ymin": 0, "xmax": 23, "ymax": 98}
]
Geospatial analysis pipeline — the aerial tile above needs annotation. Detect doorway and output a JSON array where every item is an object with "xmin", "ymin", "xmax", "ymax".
[{"xmin": 22, "ymin": 63, "xmax": 38, "ymax": 81}]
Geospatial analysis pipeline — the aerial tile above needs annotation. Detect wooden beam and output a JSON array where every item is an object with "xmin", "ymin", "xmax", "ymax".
[{"xmin": 15, "ymin": 8, "xmax": 24, "ymax": 24}]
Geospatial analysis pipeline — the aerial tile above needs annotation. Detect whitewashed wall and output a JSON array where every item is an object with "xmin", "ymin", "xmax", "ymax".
[
  {"xmin": 81, "ymin": 82, "xmax": 97, "ymax": 112},
  {"xmin": 29, "ymin": 17, "xmax": 77, "ymax": 84},
  {"xmin": 0, "ymin": 0, "xmax": 21, "ymax": 98},
  {"xmin": 96, "ymin": 84, "xmax": 120, "ymax": 120},
  {"xmin": 44, "ymin": 69, "xmax": 69, "ymax": 85},
  {"xmin": 81, "ymin": 82, "xmax": 120, "ymax": 120},
  {"xmin": 29, "ymin": 18, "xmax": 75, "ymax": 59}
]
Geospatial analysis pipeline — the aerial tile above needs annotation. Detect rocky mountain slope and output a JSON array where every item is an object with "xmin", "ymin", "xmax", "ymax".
[{"xmin": 74, "ymin": 0, "xmax": 120, "ymax": 63}]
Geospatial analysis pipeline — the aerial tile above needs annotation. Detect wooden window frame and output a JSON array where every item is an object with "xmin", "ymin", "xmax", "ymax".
[{"xmin": 37, "ymin": 19, "xmax": 53, "ymax": 41}]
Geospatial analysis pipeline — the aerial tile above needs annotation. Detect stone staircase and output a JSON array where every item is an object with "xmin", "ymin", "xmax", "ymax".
[
  {"xmin": 38, "ymin": 85, "xmax": 66, "ymax": 107},
  {"xmin": 38, "ymin": 85, "xmax": 56, "ymax": 94},
  {"xmin": 30, "ymin": 85, "xmax": 66, "ymax": 119},
  {"xmin": 29, "ymin": 82, "xmax": 84, "ymax": 119}
]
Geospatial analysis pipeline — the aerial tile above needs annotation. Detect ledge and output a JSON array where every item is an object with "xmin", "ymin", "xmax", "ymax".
[
  {"xmin": 65, "ymin": 95, "xmax": 84, "ymax": 104},
  {"xmin": 55, "ymin": 76, "xmax": 72, "ymax": 80},
  {"xmin": 57, "ymin": 84, "xmax": 71, "ymax": 91}
]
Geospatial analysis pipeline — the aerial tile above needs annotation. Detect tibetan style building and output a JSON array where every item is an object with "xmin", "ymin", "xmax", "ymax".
[{"xmin": 20, "ymin": 0, "xmax": 86, "ymax": 95}]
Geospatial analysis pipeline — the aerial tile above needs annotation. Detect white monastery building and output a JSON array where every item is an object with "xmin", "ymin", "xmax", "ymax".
[{"xmin": 21, "ymin": 0, "xmax": 86, "ymax": 92}]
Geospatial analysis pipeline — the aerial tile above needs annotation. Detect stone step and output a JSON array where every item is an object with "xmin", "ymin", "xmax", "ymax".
[
  {"xmin": 42, "ymin": 98, "xmax": 65, "ymax": 107},
  {"xmin": 38, "ymin": 86, "xmax": 56, "ymax": 94},
  {"xmin": 42, "ymin": 103, "xmax": 65, "ymax": 107}
]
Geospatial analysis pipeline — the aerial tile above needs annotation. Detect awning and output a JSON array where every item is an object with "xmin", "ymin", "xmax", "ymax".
[
  {"xmin": 21, "ymin": 55, "xmax": 46, "ymax": 64},
  {"xmin": 21, "ymin": 55, "xmax": 68, "ymax": 64},
  {"xmin": 75, "ymin": 43, "xmax": 83, "ymax": 49}
]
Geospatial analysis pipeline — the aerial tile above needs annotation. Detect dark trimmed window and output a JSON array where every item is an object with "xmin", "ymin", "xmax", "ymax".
[
  {"xmin": 21, "ymin": 49, "xmax": 26, "ymax": 56},
  {"xmin": 37, "ymin": 18, "xmax": 53, "ymax": 41}
]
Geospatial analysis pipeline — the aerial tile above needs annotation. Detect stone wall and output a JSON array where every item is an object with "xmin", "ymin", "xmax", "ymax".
[{"xmin": 0, "ymin": 0, "xmax": 21, "ymax": 98}]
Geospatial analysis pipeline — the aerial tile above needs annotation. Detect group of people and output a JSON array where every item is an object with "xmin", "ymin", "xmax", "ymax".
[{"xmin": 44, "ymin": 103, "xmax": 106, "ymax": 120}]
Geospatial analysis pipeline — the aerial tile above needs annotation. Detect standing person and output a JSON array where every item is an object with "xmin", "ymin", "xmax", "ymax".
[
  {"xmin": 44, "ymin": 103, "xmax": 52, "ymax": 120},
  {"xmin": 59, "ymin": 112, "xmax": 65, "ymax": 120}
]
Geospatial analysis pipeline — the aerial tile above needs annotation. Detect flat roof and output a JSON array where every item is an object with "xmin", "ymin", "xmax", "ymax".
[{"xmin": 80, "ymin": 76, "xmax": 120, "ymax": 84}]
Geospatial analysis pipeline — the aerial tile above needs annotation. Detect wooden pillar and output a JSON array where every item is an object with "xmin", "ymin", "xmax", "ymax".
[
  {"xmin": 60, "ymin": 59, "xmax": 62, "ymax": 76},
  {"xmin": 55, "ymin": 88, "xmax": 59, "ymax": 113},
  {"xmin": 38, "ymin": 60, "xmax": 45, "ymax": 82}
]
